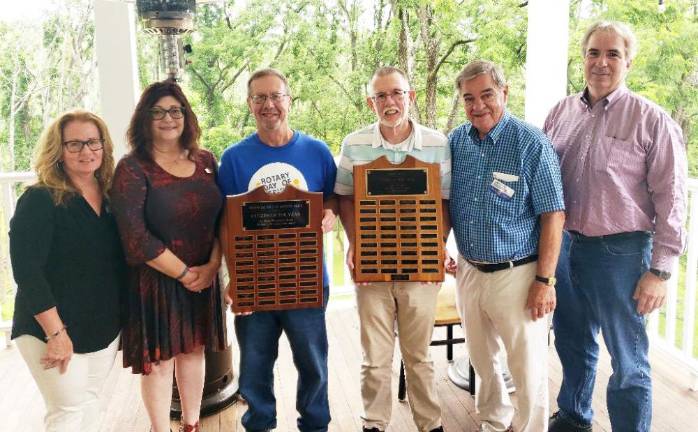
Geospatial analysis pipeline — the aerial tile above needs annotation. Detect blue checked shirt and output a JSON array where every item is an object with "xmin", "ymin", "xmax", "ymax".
[{"xmin": 449, "ymin": 112, "xmax": 565, "ymax": 262}]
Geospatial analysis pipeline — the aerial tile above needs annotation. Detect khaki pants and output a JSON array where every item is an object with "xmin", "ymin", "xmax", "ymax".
[
  {"xmin": 356, "ymin": 282, "xmax": 442, "ymax": 432},
  {"xmin": 456, "ymin": 256, "xmax": 549, "ymax": 432},
  {"xmin": 16, "ymin": 333, "xmax": 119, "ymax": 432}
]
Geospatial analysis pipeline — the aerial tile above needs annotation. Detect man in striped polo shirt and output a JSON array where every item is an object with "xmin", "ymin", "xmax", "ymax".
[
  {"xmin": 449, "ymin": 60, "xmax": 565, "ymax": 432},
  {"xmin": 335, "ymin": 66, "xmax": 450, "ymax": 432}
]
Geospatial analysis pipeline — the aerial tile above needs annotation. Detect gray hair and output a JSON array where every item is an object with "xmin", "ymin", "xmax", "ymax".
[
  {"xmin": 247, "ymin": 68, "xmax": 291, "ymax": 97},
  {"xmin": 368, "ymin": 66, "xmax": 410, "ymax": 95},
  {"xmin": 581, "ymin": 21, "xmax": 637, "ymax": 61},
  {"xmin": 455, "ymin": 60, "xmax": 507, "ymax": 90}
]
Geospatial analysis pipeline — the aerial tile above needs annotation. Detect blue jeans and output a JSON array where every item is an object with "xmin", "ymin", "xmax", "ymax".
[
  {"xmin": 553, "ymin": 231, "xmax": 652, "ymax": 431},
  {"xmin": 235, "ymin": 288, "xmax": 330, "ymax": 432}
]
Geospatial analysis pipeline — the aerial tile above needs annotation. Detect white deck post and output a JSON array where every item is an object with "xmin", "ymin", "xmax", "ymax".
[
  {"xmin": 93, "ymin": 0, "xmax": 141, "ymax": 158},
  {"xmin": 524, "ymin": 0, "xmax": 570, "ymax": 128}
]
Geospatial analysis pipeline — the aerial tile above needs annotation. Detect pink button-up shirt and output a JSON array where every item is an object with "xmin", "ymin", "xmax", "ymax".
[{"xmin": 544, "ymin": 85, "xmax": 687, "ymax": 271}]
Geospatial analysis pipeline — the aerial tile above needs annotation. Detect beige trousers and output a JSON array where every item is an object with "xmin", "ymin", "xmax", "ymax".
[
  {"xmin": 16, "ymin": 333, "xmax": 119, "ymax": 432},
  {"xmin": 356, "ymin": 282, "xmax": 442, "ymax": 432},
  {"xmin": 456, "ymin": 256, "xmax": 549, "ymax": 432}
]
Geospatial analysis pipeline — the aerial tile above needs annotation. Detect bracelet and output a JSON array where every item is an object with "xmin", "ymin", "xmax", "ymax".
[
  {"xmin": 176, "ymin": 265, "xmax": 190, "ymax": 280},
  {"xmin": 45, "ymin": 326, "xmax": 67, "ymax": 341}
]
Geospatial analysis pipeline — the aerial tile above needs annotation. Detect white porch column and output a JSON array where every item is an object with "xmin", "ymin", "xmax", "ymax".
[
  {"xmin": 524, "ymin": 0, "xmax": 570, "ymax": 128},
  {"xmin": 93, "ymin": 0, "xmax": 140, "ymax": 158}
]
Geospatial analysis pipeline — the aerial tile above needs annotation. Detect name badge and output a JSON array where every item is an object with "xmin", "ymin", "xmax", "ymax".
[
  {"xmin": 493, "ymin": 171, "xmax": 519, "ymax": 182},
  {"xmin": 490, "ymin": 178, "xmax": 515, "ymax": 200}
]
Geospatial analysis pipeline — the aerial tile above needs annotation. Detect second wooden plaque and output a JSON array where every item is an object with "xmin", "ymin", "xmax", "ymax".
[{"xmin": 353, "ymin": 155, "xmax": 445, "ymax": 283}]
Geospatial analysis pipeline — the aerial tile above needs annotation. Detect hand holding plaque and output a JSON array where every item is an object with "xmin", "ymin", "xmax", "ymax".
[{"xmin": 353, "ymin": 155, "xmax": 445, "ymax": 283}]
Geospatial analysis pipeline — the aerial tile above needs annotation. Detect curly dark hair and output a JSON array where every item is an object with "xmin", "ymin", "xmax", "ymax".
[{"xmin": 127, "ymin": 80, "xmax": 201, "ymax": 161}]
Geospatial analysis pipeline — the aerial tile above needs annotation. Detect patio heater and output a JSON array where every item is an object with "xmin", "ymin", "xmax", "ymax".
[
  {"xmin": 134, "ymin": 0, "xmax": 239, "ymax": 419},
  {"xmin": 136, "ymin": 0, "xmax": 195, "ymax": 81}
]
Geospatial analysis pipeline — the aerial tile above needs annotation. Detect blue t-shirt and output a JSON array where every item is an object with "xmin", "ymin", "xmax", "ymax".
[
  {"xmin": 449, "ymin": 112, "xmax": 565, "ymax": 262},
  {"xmin": 218, "ymin": 131, "xmax": 337, "ymax": 286}
]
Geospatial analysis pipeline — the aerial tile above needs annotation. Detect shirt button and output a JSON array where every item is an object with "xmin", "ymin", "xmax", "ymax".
[
  {"xmin": 474, "ymin": 197, "xmax": 478, "ymax": 202},
  {"xmin": 477, "ymin": 175, "xmax": 482, "ymax": 179},
  {"xmin": 470, "ymin": 220, "xmax": 474, "ymax": 224},
  {"xmin": 469, "ymin": 243, "xmax": 474, "ymax": 247},
  {"xmin": 481, "ymin": 153, "xmax": 485, "ymax": 157}
]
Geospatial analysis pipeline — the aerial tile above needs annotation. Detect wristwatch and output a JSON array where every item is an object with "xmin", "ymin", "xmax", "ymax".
[
  {"xmin": 649, "ymin": 268, "xmax": 671, "ymax": 281},
  {"xmin": 535, "ymin": 275, "xmax": 556, "ymax": 286}
]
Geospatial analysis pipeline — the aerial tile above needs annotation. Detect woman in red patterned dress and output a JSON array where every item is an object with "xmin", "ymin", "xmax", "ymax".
[{"xmin": 111, "ymin": 81, "xmax": 225, "ymax": 432}]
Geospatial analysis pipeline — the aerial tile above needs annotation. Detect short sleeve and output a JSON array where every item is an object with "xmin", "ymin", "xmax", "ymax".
[
  {"xmin": 321, "ymin": 145, "xmax": 337, "ymax": 199},
  {"xmin": 333, "ymin": 137, "xmax": 355, "ymax": 196},
  {"xmin": 527, "ymin": 135, "xmax": 565, "ymax": 215}
]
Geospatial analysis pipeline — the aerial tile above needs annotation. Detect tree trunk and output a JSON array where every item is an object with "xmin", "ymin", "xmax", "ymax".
[
  {"xmin": 445, "ymin": 90, "xmax": 461, "ymax": 135},
  {"xmin": 395, "ymin": 4, "xmax": 420, "ymax": 123},
  {"xmin": 418, "ymin": 5, "xmax": 439, "ymax": 129}
]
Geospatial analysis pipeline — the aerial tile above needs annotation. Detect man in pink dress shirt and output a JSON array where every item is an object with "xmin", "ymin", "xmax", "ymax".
[{"xmin": 543, "ymin": 21, "xmax": 687, "ymax": 432}]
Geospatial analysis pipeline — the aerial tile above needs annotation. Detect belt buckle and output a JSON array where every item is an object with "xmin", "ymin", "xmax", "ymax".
[{"xmin": 508, "ymin": 261, "xmax": 514, "ymax": 269}]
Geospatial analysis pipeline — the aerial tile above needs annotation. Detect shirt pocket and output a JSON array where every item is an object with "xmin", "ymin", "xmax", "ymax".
[
  {"xmin": 593, "ymin": 133, "xmax": 645, "ymax": 178},
  {"xmin": 486, "ymin": 183, "xmax": 522, "ymax": 222}
]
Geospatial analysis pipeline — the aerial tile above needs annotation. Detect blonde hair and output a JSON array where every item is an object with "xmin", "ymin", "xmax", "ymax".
[{"xmin": 33, "ymin": 110, "xmax": 115, "ymax": 205}]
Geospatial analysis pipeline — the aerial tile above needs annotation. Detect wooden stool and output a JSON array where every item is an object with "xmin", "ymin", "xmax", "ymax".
[{"xmin": 397, "ymin": 282, "xmax": 474, "ymax": 401}]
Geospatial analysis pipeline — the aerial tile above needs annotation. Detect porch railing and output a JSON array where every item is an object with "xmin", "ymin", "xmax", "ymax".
[{"xmin": 1, "ymin": 171, "xmax": 697, "ymax": 389}]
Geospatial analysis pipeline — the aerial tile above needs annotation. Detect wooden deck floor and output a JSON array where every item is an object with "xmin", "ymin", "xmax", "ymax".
[{"xmin": 2, "ymin": 301, "xmax": 697, "ymax": 431}]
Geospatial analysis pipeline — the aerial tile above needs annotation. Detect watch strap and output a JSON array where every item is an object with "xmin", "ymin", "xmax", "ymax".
[
  {"xmin": 535, "ymin": 275, "xmax": 555, "ymax": 285},
  {"xmin": 649, "ymin": 268, "xmax": 671, "ymax": 281}
]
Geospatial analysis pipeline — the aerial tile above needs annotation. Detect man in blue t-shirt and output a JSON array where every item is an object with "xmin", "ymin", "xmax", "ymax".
[{"xmin": 218, "ymin": 68, "xmax": 337, "ymax": 432}]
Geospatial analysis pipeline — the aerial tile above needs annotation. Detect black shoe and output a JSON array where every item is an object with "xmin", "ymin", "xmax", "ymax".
[
  {"xmin": 549, "ymin": 411, "xmax": 592, "ymax": 432},
  {"xmin": 429, "ymin": 427, "xmax": 444, "ymax": 432},
  {"xmin": 362, "ymin": 428, "xmax": 381, "ymax": 432}
]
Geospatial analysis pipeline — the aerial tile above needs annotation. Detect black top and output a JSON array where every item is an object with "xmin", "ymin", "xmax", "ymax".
[{"xmin": 10, "ymin": 186, "xmax": 125, "ymax": 353}]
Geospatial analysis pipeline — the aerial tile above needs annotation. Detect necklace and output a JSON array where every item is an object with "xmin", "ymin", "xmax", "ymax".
[{"xmin": 154, "ymin": 147, "xmax": 188, "ymax": 165}]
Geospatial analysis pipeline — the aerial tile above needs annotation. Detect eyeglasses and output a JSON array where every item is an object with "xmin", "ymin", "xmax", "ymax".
[
  {"xmin": 249, "ymin": 93, "xmax": 289, "ymax": 105},
  {"xmin": 63, "ymin": 139, "xmax": 104, "ymax": 153},
  {"xmin": 149, "ymin": 106, "xmax": 185, "ymax": 120},
  {"xmin": 371, "ymin": 89, "xmax": 410, "ymax": 104}
]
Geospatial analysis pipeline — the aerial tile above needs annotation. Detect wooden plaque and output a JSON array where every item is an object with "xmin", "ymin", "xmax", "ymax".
[
  {"xmin": 353, "ymin": 155, "xmax": 445, "ymax": 283},
  {"xmin": 223, "ymin": 185, "xmax": 324, "ymax": 312}
]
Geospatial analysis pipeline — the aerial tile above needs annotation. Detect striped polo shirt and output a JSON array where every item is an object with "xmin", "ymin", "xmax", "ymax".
[{"xmin": 334, "ymin": 121, "xmax": 451, "ymax": 199}]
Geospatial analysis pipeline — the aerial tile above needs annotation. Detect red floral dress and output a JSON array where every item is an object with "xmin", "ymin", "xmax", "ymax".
[{"xmin": 112, "ymin": 150, "xmax": 226, "ymax": 374}]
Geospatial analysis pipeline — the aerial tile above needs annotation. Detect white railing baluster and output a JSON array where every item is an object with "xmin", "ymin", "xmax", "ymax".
[
  {"xmin": 682, "ymin": 190, "xmax": 698, "ymax": 360},
  {"xmin": 665, "ymin": 260, "xmax": 679, "ymax": 345}
]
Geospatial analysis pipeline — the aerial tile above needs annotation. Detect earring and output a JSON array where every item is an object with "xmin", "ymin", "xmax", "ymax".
[{"xmin": 57, "ymin": 160, "xmax": 64, "ymax": 170}]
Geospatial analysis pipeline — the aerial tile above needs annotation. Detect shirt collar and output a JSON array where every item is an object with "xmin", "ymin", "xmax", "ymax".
[
  {"xmin": 467, "ymin": 111, "xmax": 510, "ymax": 145},
  {"xmin": 371, "ymin": 120, "xmax": 422, "ymax": 151},
  {"xmin": 580, "ymin": 84, "xmax": 628, "ymax": 110}
]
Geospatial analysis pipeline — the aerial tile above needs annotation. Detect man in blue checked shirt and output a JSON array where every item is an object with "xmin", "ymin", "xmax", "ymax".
[{"xmin": 447, "ymin": 60, "xmax": 565, "ymax": 432}]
